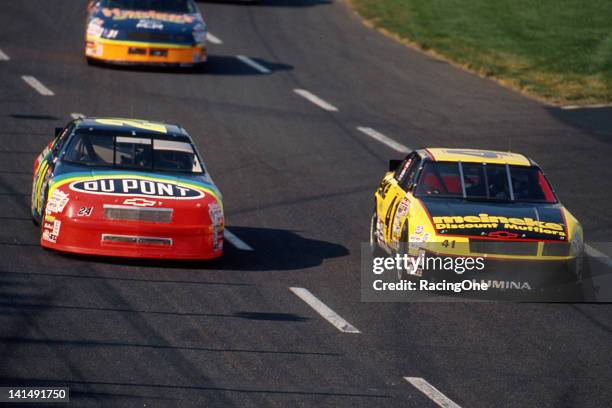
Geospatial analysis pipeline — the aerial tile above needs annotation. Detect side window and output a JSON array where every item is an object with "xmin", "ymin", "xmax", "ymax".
[
  {"xmin": 396, "ymin": 154, "xmax": 421, "ymax": 190},
  {"xmin": 51, "ymin": 124, "xmax": 74, "ymax": 158}
]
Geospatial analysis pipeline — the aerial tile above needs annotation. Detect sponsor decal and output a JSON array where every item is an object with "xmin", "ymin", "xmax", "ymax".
[
  {"xmin": 441, "ymin": 149, "xmax": 524, "ymax": 162},
  {"xmin": 87, "ymin": 22, "xmax": 104, "ymax": 38},
  {"xmin": 391, "ymin": 197, "xmax": 411, "ymax": 241},
  {"xmin": 397, "ymin": 158, "xmax": 413, "ymax": 180},
  {"xmin": 433, "ymin": 213, "xmax": 566, "ymax": 238},
  {"xmin": 70, "ymin": 178, "xmax": 205, "ymax": 199},
  {"xmin": 101, "ymin": 8, "xmax": 195, "ymax": 24},
  {"xmin": 46, "ymin": 189, "xmax": 69, "ymax": 214},
  {"xmin": 42, "ymin": 220, "xmax": 61, "ymax": 244},
  {"xmin": 136, "ymin": 19, "xmax": 163, "ymax": 29},
  {"xmin": 208, "ymin": 202, "xmax": 224, "ymax": 252},
  {"xmin": 208, "ymin": 202, "xmax": 223, "ymax": 226},
  {"xmin": 94, "ymin": 119, "xmax": 167, "ymax": 134},
  {"xmin": 123, "ymin": 198, "xmax": 157, "ymax": 207},
  {"xmin": 49, "ymin": 172, "xmax": 222, "ymax": 206},
  {"xmin": 414, "ymin": 225, "xmax": 424, "ymax": 235},
  {"xmin": 52, "ymin": 220, "xmax": 61, "ymax": 236},
  {"xmin": 42, "ymin": 230, "xmax": 56, "ymax": 243}
]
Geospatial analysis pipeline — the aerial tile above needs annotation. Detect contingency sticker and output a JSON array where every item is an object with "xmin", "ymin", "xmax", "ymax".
[
  {"xmin": 42, "ymin": 220, "xmax": 61, "ymax": 244},
  {"xmin": 46, "ymin": 190, "xmax": 69, "ymax": 214}
]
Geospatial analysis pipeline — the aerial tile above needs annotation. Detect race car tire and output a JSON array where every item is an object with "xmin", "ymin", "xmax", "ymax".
[
  {"xmin": 397, "ymin": 222, "xmax": 412, "ymax": 281},
  {"xmin": 192, "ymin": 62, "xmax": 207, "ymax": 73},
  {"xmin": 369, "ymin": 209, "xmax": 383, "ymax": 257}
]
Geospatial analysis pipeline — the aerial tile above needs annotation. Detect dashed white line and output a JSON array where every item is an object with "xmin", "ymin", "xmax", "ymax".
[
  {"xmin": 294, "ymin": 89, "xmax": 339, "ymax": 112},
  {"xmin": 224, "ymin": 229, "xmax": 254, "ymax": 251},
  {"xmin": 0, "ymin": 49, "xmax": 10, "ymax": 61},
  {"xmin": 206, "ymin": 33, "xmax": 222, "ymax": 45},
  {"xmin": 236, "ymin": 55, "xmax": 271, "ymax": 74},
  {"xmin": 21, "ymin": 75, "xmax": 54, "ymax": 96},
  {"xmin": 585, "ymin": 244, "xmax": 612, "ymax": 269},
  {"xmin": 70, "ymin": 113, "xmax": 85, "ymax": 120},
  {"xmin": 357, "ymin": 126, "xmax": 411, "ymax": 153},
  {"xmin": 289, "ymin": 287, "xmax": 361, "ymax": 333},
  {"xmin": 404, "ymin": 377, "xmax": 461, "ymax": 408}
]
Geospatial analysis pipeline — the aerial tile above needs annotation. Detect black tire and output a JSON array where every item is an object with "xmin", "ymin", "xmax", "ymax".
[
  {"xmin": 36, "ymin": 185, "xmax": 49, "ymax": 230},
  {"xmin": 397, "ymin": 222, "xmax": 411, "ymax": 280},
  {"xmin": 369, "ymin": 209, "xmax": 383, "ymax": 256}
]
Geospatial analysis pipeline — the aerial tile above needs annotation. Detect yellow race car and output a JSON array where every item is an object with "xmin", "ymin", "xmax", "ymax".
[
  {"xmin": 370, "ymin": 148, "xmax": 584, "ymax": 289},
  {"xmin": 85, "ymin": 0, "xmax": 208, "ymax": 67}
]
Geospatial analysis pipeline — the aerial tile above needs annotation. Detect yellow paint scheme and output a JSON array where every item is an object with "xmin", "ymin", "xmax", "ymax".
[
  {"xmin": 94, "ymin": 118, "xmax": 167, "ymax": 134},
  {"xmin": 85, "ymin": 36, "xmax": 206, "ymax": 65},
  {"xmin": 426, "ymin": 148, "xmax": 531, "ymax": 166},
  {"xmin": 373, "ymin": 163, "xmax": 582, "ymax": 262}
]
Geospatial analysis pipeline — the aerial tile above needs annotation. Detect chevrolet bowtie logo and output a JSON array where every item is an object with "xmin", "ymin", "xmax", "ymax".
[{"xmin": 123, "ymin": 198, "xmax": 157, "ymax": 207}]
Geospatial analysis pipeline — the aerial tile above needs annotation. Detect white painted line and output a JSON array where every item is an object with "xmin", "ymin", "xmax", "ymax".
[
  {"xmin": 357, "ymin": 126, "xmax": 411, "ymax": 153},
  {"xmin": 70, "ymin": 113, "xmax": 85, "ymax": 120},
  {"xmin": 236, "ymin": 55, "xmax": 271, "ymax": 74},
  {"xmin": 206, "ymin": 32, "xmax": 222, "ymax": 45},
  {"xmin": 404, "ymin": 377, "xmax": 461, "ymax": 408},
  {"xmin": 224, "ymin": 229, "xmax": 254, "ymax": 251},
  {"xmin": 289, "ymin": 287, "xmax": 361, "ymax": 333},
  {"xmin": 585, "ymin": 244, "xmax": 612, "ymax": 269},
  {"xmin": 561, "ymin": 104, "xmax": 612, "ymax": 110},
  {"xmin": 294, "ymin": 89, "xmax": 338, "ymax": 112},
  {"xmin": 21, "ymin": 76, "xmax": 54, "ymax": 96},
  {"xmin": 0, "ymin": 49, "xmax": 10, "ymax": 61}
]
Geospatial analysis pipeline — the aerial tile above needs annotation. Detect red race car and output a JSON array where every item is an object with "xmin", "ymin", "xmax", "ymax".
[{"xmin": 31, "ymin": 117, "xmax": 224, "ymax": 260}]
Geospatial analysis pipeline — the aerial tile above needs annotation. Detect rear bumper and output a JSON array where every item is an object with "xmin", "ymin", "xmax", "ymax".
[
  {"xmin": 40, "ymin": 217, "xmax": 222, "ymax": 260},
  {"xmin": 85, "ymin": 38, "xmax": 206, "ymax": 65}
]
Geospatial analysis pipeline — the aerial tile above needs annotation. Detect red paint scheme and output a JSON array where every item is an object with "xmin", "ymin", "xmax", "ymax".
[{"xmin": 41, "ymin": 184, "xmax": 223, "ymax": 260}]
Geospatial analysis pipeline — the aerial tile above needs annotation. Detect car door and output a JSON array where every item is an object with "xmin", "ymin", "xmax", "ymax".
[
  {"xmin": 386, "ymin": 154, "xmax": 422, "ymax": 245},
  {"xmin": 374, "ymin": 153, "xmax": 418, "ymax": 246},
  {"xmin": 32, "ymin": 125, "xmax": 72, "ymax": 218}
]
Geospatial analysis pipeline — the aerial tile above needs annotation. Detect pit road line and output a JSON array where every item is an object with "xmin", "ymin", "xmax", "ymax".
[
  {"xmin": 207, "ymin": 33, "xmax": 222, "ymax": 45},
  {"xmin": 294, "ymin": 89, "xmax": 339, "ymax": 112},
  {"xmin": 22, "ymin": 76, "xmax": 54, "ymax": 96},
  {"xmin": 404, "ymin": 377, "xmax": 461, "ymax": 408},
  {"xmin": 356, "ymin": 126, "xmax": 411, "ymax": 153},
  {"xmin": 289, "ymin": 287, "xmax": 361, "ymax": 333},
  {"xmin": 236, "ymin": 55, "xmax": 271, "ymax": 74},
  {"xmin": 224, "ymin": 229, "xmax": 254, "ymax": 251}
]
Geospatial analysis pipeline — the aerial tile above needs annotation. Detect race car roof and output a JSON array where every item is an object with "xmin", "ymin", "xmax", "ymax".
[
  {"xmin": 420, "ymin": 148, "xmax": 532, "ymax": 166},
  {"xmin": 74, "ymin": 117, "xmax": 188, "ymax": 138}
]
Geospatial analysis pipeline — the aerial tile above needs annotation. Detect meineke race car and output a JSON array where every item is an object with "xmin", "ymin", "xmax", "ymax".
[
  {"xmin": 85, "ymin": 0, "xmax": 208, "ymax": 66},
  {"xmin": 31, "ymin": 118, "xmax": 224, "ymax": 260},
  {"xmin": 371, "ymin": 148, "xmax": 584, "ymax": 291}
]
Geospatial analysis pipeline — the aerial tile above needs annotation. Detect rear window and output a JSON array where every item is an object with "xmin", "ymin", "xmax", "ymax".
[
  {"xmin": 63, "ymin": 133, "xmax": 203, "ymax": 174},
  {"xmin": 414, "ymin": 161, "xmax": 556, "ymax": 203},
  {"xmin": 101, "ymin": 0, "xmax": 195, "ymax": 13}
]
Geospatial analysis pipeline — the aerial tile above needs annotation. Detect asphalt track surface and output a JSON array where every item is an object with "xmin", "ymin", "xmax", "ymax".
[{"xmin": 1, "ymin": 1, "xmax": 611, "ymax": 407}]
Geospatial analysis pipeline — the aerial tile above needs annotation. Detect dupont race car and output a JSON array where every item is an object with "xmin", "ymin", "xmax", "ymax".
[
  {"xmin": 370, "ymin": 148, "xmax": 585, "ymax": 292},
  {"xmin": 85, "ymin": 0, "xmax": 208, "ymax": 66},
  {"xmin": 31, "ymin": 118, "xmax": 223, "ymax": 260}
]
